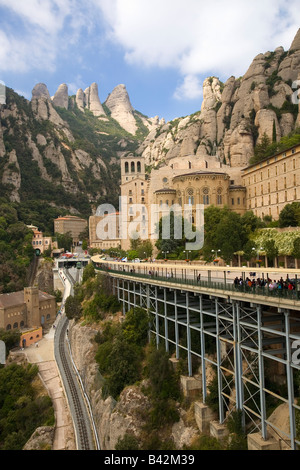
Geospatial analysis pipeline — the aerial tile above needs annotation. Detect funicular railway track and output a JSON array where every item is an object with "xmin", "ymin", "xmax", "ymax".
[{"xmin": 56, "ymin": 317, "xmax": 93, "ymax": 450}]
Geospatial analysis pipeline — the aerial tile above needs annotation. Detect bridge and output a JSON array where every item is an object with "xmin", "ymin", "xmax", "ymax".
[{"xmin": 92, "ymin": 256, "xmax": 300, "ymax": 450}]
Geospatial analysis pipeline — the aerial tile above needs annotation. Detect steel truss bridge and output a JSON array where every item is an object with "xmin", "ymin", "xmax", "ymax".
[{"xmin": 92, "ymin": 257, "xmax": 300, "ymax": 450}]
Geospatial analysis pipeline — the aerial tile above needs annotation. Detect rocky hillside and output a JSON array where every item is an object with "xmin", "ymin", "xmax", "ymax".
[
  {"xmin": 138, "ymin": 29, "xmax": 300, "ymax": 170},
  {"xmin": 0, "ymin": 81, "xmax": 160, "ymax": 218},
  {"xmin": 1, "ymin": 29, "xmax": 300, "ymax": 219}
]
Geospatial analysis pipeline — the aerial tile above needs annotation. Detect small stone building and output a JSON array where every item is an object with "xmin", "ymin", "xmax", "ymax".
[{"xmin": 0, "ymin": 287, "xmax": 56, "ymax": 333}]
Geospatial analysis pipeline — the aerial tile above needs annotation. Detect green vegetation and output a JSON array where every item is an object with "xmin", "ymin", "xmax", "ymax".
[
  {"xmin": 65, "ymin": 267, "xmax": 120, "ymax": 322},
  {"xmin": 0, "ymin": 200, "xmax": 35, "ymax": 293},
  {"xmin": 0, "ymin": 88, "xmax": 151, "ymax": 219},
  {"xmin": 95, "ymin": 306, "xmax": 149, "ymax": 399},
  {"xmin": 0, "ymin": 363, "xmax": 54, "ymax": 450},
  {"xmin": 278, "ymin": 202, "xmax": 300, "ymax": 228},
  {"xmin": 250, "ymin": 128, "xmax": 300, "ymax": 165},
  {"xmin": 201, "ymin": 206, "xmax": 265, "ymax": 265},
  {"xmin": 0, "ymin": 329, "xmax": 21, "ymax": 357},
  {"xmin": 155, "ymin": 211, "xmax": 199, "ymax": 260}
]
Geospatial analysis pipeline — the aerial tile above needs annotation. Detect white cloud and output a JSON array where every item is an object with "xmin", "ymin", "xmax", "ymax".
[
  {"xmin": 95, "ymin": 0, "xmax": 300, "ymax": 98},
  {"xmin": 174, "ymin": 75, "xmax": 203, "ymax": 101},
  {"xmin": 1, "ymin": 0, "xmax": 300, "ymax": 104},
  {"xmin": 0, "ymin": 0, "xmax": 89, "ymax": 74}
]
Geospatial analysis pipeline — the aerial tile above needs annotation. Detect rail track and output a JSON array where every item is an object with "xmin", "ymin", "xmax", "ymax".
[{"xmin": 55, "ymin": 315, "xmax": 94, "ymax": 450}]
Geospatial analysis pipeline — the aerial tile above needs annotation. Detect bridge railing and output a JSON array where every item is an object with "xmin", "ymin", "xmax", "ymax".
[{"xmin": 94, "ymin": 265, "xmax": 300, "ymax": 302}]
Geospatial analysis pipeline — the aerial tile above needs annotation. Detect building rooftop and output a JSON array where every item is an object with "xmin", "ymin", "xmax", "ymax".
[
  {"xmin": 0, "ymin": 290, "xmax": 55, "ymax": 309},
  {"xmin": 173, "ymin": 171, "xmax": 227, "ymax": 179},
  {"xmin": 154, "ymin": 188, "xmax": 177, "ymax": 194}
]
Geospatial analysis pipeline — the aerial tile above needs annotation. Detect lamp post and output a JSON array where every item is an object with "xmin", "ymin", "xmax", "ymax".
[
  {"xmin": 163, "ymin": 251, "xmax": 169, "ymax": 260},
  {"xmin": 184, "ymin": 250, "xmax": 191, "ymax": 262},
  {"xmin": 211, "ymin": 249, "xmax": 221, "ymax": 264},
  {"xmin": 252, "ymin": 247, "xmax": 263, "ymax": 266}
]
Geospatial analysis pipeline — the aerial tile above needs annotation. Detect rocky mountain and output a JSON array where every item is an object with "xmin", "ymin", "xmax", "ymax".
[
  {"xmin": 138, "ymin": 29, "xmax": 300, "ymax": 170},
  {"xmin": 0, "ymin": 81, "xmax": 159, "ymax": 219},
  {"xmin": 1, "ymin": 29, "xmax": 300, "ymax": 221}
]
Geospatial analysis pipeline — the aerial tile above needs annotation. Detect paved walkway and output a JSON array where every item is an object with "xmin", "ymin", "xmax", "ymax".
[{"xmin": 24, "ymin": 321, "xmax": 76, "ymax": 450}]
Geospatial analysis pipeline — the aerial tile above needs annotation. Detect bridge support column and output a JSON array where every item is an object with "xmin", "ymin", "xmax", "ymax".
[
  {"xmin": 257, "ymin": 304, "xmax": 267, "ymax": 441},
  {"xmin": 122, "ymin": 280, "xmax": 126, "ymax": 316},
  {"xmin": 155, "ymin": 286, "xmax": 159, "ymax": 348},
  {"xmin": 234, "ymin": 302, "xmax": 244, "ymax": 427},
  {"xmin": 186, "ymin": 293, "xmax": 192, "ymax": 377},
  {"xmin": 285, "ymin": 310, "xmax": 296, "ymax": 450},
  {"xmin": 200, "ymin": 295, "xmax": 207, "ymax": 403},
  {"xmin": 215, "ymin": 299, "xmax": 225, "ymax": 424},
  {"xmin": 174, "ymin": 290, "xmax": 179, "ymax": 359},
  {"xmin": 164, "ymin": 288, "xmax": 169, "ymax": 353}
]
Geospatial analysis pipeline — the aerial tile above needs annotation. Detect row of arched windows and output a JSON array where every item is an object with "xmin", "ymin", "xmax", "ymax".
[
  {"xmin": 6, "ymin": 321, "xmax": 25, "ymax": 330},
  {"xmin": 124, "ymin": 161, "xmax": 142, "ymax": 174},
  {"xmin": 176, "ymin": 187, "xmax": 224, "ymax": 206},
  {"xmin": 6, "ymin": 313, "xmax": 51, "ymax": 331}
]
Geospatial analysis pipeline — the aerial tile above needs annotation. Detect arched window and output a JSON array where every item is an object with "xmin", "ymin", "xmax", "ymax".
[
  {"xmin": 137, "ymin": 161, "xmax": 141, "ymax": 172},
  {"xmin": 6, "ymin": 324, "xmax": 11, "ymax": 331},
  {"xmin": 20, "ymin": 321, "xmax": 25, "ymax": 328},
  {"xmin": 202, "ymin": 187, "xmax": 210, "ymax": 205},
  {"xmin": 131, "ymin": 161, "xmax": 135, "ymax": 173},
  {"xmin": 125, "ymin": 162, "xmax": 129, "ymax": 174},
  {"xmin": 13, "ymin": 322, "xmax": 18, "ymax": 329},
  {"xmin": 217, "ymin": 187, "xmax": 222, "ymax": 205},
  {"xmin": 187, "ymin": 188, "xmax": 194, "ymax": 205}
]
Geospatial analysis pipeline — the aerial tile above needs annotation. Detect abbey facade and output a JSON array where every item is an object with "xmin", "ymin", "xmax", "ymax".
[{"xmin": 89, "ymin": 144, "xmax": 300, "ymax": 252}]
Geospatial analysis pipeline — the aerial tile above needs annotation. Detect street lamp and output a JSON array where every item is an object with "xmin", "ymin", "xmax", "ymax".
[
  {"xmin": 163, "ymin": 251, "xmax": 169, "ymax": 260},
  {"xmin": 211, "ymin": 249, "xmax": 221, "ymax": 258},
  {"xmin": 252, "ymin": 247, "xmax": 263, "ymax": 265},
  {"xmin": 184, "ymin": 250, "xmax": 191, "ymax": 261}
]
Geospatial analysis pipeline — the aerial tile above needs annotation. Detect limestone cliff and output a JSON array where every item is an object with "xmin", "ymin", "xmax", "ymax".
[
  {"xmin": 0, "ymin": 84, "xmax": 148, "ymax": 214},
  {"xmin": 139, "ymin": 29, "xmax": 300, "ymax": 170},
  {"xmin": 68, "ymin": 320, "xmax": 199, "ymax": 450}
]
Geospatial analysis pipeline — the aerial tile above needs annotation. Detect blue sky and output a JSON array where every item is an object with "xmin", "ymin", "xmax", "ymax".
[{"xmin": 0, "ymin": 0, "xmax": 300, "ymax": 122}]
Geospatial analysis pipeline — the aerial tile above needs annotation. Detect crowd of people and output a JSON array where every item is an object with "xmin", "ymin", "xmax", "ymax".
[{"xmin": 233, "ymin": 276, "xmax": 298, "ymax": 294}]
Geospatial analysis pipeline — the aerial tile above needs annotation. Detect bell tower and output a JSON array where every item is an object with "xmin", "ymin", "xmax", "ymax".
[
  {"xmin": 24, "ymin": 287, "xmax": 40, "ymax": 328},
  {"xmin": 121, "ymin": 154, "xmax": 145, "ymax": 185}
]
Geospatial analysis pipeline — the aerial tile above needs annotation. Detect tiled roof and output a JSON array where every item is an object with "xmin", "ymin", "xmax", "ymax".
[{"xmin": 0, "ymin": 290, "xmax": 55, "ymax": 309}]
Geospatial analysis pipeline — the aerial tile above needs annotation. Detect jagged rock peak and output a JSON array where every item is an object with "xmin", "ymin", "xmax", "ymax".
[
  {"xmin": 88, "ymin": 82, "xmax": 106, "ymax": 117},
  {"xmin": 105, "ymin": 84, "xmax": 137, "ymax": 134},
  {"xmin": 76, "ymin": 88, "xmax": 85, "ymax": 112},
  {"xmin": 31, "ymin": 83, "xmax": 51, "ymax": 101},
  {"xmin": 290, "ymin": 28, "xmax": 300, "ymax": 51},
  {"xmin": 105, "ymin": 84, "xmax": 133, "ymax": 112},
  {"xmin": 75, "ymin": 83, "xmax": 106, "ymax": 117},
  {"xmin": 52, "ymin": 83, "xmax": 69, "ymax": 109}
]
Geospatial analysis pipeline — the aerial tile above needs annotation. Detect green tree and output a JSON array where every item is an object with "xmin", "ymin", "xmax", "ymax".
[
  {"xmin": 122, "ymin": 308, "xmax": 149, "ymax": 347},
  {"xmin": 155, "ymin": 211, "xmax": 191, "ymax": 258},
  {"xmin": 292, "ymin": 237, "xmax": 300, "ymax": 260},
  {"xmin": 279, "ymin": 202, "xmax": 300, "ymax": 228},
  {"xmin": 55, "ymin": 232, "xmax": 73, "ymax": 252},
  {"xmin": 65, "ymin": 295, "xmax": 82, "ymax": 320},
  {"xmin": 203, "ymin": 206, "xmax": 247, "ymax": 264},
  {"xmin": 137, "ymin": 239, "xmax": 153, "ymax": 259},
  {"xmin": 115, "ymin": 433, "xmax": 140, "ymax": 450},
  {"xmin": 264, "ymin": 239, "xmax": 279, "ymax": 267},
  {"xmin": 82, "ymin": 263, "xmax": 95, "ymax": 283}
]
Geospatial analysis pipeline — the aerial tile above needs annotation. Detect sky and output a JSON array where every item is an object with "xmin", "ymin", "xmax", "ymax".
[{"xmin": 0, "ymin": 0, "xmax": 300, "ymax": 122}]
